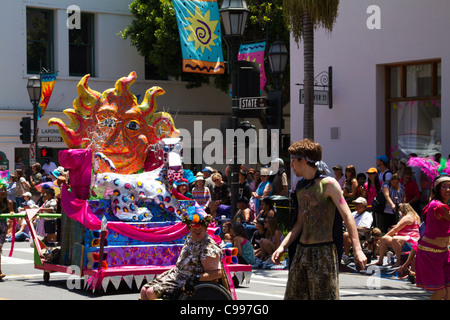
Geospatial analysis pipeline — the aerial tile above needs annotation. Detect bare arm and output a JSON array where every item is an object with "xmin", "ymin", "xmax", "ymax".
[
  {"xmin": 387, "ymin": 215, "xmax": 413, "ymax": 237},
  {"xmin": 383, "ymin": 186, "xmax": 395, "ymax": 210},
  {"xmin": 272, "ymin": 208, "xmax": 303, "ymax": 264},
  {"xmin": 200, "ymin": 255, "xmax": 222, "ymax": 281},
  {"xmin": 326, "ymin": 178, "xmax": 367, "ymax": 270}
]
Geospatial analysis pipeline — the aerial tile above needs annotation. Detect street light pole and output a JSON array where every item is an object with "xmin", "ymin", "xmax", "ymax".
[
  {"xmin": 267, "ymin": 40, "xmax": 288, "ymax": 145},
  {"xmin": 27, "ymin": 75, "xmax": 42, "ymax": 163},
  {"xmin": 220, "ymin": 0, "xmax": 249, "ymax": 216}
]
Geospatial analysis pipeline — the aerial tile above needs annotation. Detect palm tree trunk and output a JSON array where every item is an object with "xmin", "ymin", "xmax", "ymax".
[{"xmin": 303, "ymin": 9, "xmax": 314, "ymax": 140}]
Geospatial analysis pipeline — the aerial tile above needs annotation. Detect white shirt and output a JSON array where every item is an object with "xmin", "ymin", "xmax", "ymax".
[
  {"xmin": 378, "ymin": 169, "xmax": 392, "ymax": 184},
  {"xmin": 42, "ymin": 162, "xmax": 57, "ymax": 175},
  {"xmin": 352, "ymin": 210, "xmax": 373, "ymax": 229}
]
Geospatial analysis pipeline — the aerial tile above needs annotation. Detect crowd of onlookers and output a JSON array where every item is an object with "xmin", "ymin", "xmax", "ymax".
[
  {"xmin": 2, "ymin": 151, "xmax": 437, "ymax": 278},
  {"xmin": 2, "ymin": 156, "xmax": 66, "ymax": 245},
  {"xmin": 177, "ymin": 159, "xmax": 289, "ymax": 268},
  {"xmin": 0, "ymin": 156, "xmax": 67, "ymax": 279},
  {"xmin": 335, "ymin": 153, "xmax": 442, "ymax": 284}
]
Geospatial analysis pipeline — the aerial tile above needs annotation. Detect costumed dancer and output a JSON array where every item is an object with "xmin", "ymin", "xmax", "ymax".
[
  {"xmin": 415, "ymin": 173, "xmax": 450, "ymax": 300},
  {"xmin": 272, "ymin": 139, "xmax": 366, "ymax": 300},
  {"xmin": 140, "ymin": 206, "xmax": 223, "ymax": 300}
]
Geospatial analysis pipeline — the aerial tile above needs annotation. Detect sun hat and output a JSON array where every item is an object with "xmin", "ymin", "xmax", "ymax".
[
  {"xmin": 260, "ymin": 168, "xmax": 271, "ymax": 176},
  {"xmin": 201, "ymin": 166, "xmax": 214, "ymax": 173},
  {"xmin": 352, "ymin": 197, "xmax": 367, "ymax": 206},
  {"xmin": 195, "ymin": 172, "xmax": 204, "ymax": 181}
]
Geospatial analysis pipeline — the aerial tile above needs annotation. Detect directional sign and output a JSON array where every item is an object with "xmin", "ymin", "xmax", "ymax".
[
  {"xmin": 239, "ymin": 96, "xmax": 266, "ymax": 110},
  {"xmin": 29, "ymin": 143, "xmax": 36, "ymax": 159},
  {"xmin": 29, "ymin": 143, "xmax": 36, "ymax": 165},
  {"xmin": 299, "ymin": 89, "xmax": 329, "ymax": 106}
]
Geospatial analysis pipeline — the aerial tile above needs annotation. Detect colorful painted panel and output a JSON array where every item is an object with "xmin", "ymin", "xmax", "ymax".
[
  {"xmin": 238, "ymin": 42, "xmax": 267, "ymax": 93},
  {"xmin": 38, "ymin": 72, "xmax": 57, "ymax": 120},
  {"xmin": 173, "ymin": 0, "xmax": 225, "ymax": 74}
]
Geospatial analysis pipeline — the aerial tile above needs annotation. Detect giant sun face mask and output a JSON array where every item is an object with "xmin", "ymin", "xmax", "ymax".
[{"xmin": 48, "ymin": 72, "xmax": 180, "ymax": 175}]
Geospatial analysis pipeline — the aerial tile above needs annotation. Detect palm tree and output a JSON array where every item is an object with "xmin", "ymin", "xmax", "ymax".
[{"xmin": 283, "ymin": 0, "xmax": 339, "ymax": 140}]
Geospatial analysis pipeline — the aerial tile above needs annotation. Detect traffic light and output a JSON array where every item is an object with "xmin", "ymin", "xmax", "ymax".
[
  {"xmin": 265, "ymin": 91, "xmax": 281, "ymax": 127},
  {"xmin": 40, "ymin": 147, "xmax": 53, "ymax": 158},
  {"xmin": 19, "ymin": 117, "xmax": 32, "ymax": 144}
]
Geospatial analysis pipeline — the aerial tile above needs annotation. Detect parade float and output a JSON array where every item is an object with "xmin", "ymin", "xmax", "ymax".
[{"xmin": 10, "ymin": 72, "xmax": 251, "ymax": 297}]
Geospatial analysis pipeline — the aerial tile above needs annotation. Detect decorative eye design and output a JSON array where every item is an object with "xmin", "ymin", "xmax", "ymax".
[
  {"xmin": 100, "ymin": 117, "xmax": 117, "ymax": 128},
  {"xmin": 125, "ymin": 120, "xmax": 141, "ymax": 131}
]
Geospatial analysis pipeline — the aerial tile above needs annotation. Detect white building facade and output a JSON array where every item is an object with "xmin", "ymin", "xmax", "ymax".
[
  {"xmin": 289, "ymin": 0, "xmax": 448, "ymax": 173},
  {"xmin": 1, "ymin": 0, "xmax": 280, "ymax": 173}
]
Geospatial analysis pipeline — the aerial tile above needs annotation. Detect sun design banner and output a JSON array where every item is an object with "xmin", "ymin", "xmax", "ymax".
[
  {"xmin": 38, "ymin": 72, "xmax": 57, "ymax": 120},
  {"xmin": 238, "ymin": 42, "xmax": 267, "ymax": 93},
  {"xmin": 172, "ymin": 0, "xmax": 224, "ymax": 74}
]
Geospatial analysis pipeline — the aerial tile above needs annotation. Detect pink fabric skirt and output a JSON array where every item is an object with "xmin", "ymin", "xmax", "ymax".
[{"xmin": 415, "ymin": 239, "xmax": 450, "ymax": 291}]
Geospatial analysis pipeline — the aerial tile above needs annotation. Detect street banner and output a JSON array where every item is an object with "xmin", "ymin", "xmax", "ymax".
[
  {"xmin": 38, "ymin": 72, "xmax": 57, "ymax": 120},
  {"xmin": 238, "ymin": 41, "xmax": 267, "ymax": 94},
  {"xmin": 172, "ymin": 0, "xmax": 225, "ymax": 74}
]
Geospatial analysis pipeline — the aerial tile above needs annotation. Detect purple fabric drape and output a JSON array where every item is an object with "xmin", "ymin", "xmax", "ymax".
[{"xmin": 59, "ymin": 149, "xmax": 92, "ymax": 200}]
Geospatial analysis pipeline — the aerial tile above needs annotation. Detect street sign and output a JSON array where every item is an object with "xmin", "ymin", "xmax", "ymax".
[
  {"xmin": 29, "ymin": 143, "xmax": 36, "ymax": 165},
  {"xmin": 299, "ymin": 89, "xmax": 329, "ymax": 106},
  {"xmin": 29, "ymin": 143, "xmax": 36, "ymax": 159},
  {"xmin": 38, "ymin": 136, "xmax": 63, "ymax": 143},
  {"xmin": 239, "ymin": 96, "xmax": 266, "ymax": 110}
]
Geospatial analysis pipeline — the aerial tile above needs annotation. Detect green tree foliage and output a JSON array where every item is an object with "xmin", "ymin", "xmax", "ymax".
[
  {"xmin": 282, "ymin": 0, "xmax": 339, "ymax": 140},
  {"xmin": 121, "ymin": 0, "xmax": 289, "ymax": 98}
]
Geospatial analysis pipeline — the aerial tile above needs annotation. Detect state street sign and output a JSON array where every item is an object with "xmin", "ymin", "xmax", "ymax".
[
  {"xmin": 239, "ymin": 96, "xmax": 266, "ymax": 110},
  {"xmin": 299, "ymin": 89, "xmax": 329, "ymax": 106}
]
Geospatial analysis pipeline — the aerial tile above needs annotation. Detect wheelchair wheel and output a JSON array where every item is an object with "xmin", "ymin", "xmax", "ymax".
[{"xmin": 178, "ymin": 282, "xmax": 233, "ymax": 300}]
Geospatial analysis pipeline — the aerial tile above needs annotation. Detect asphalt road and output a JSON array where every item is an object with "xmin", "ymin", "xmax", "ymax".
[{"xmin": 0, "ymin": 241, "xmax": 431, "ymax": 301}]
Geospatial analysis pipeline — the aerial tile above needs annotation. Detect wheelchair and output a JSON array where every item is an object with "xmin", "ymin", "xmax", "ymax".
[
  {"xmin": 177, "ymin": 281, "xmax": 233, "ymax": 300},
  {"xmin": 162, "ymin": 262, "xmax": 234, "ymax": 300}
]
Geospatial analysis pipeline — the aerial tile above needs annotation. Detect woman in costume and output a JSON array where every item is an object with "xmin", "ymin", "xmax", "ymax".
[
  {"xmin": 415, "ymin": 174, "xmax": 450, "ymax": 300},
  {"xmin": 140, "ymin": 207, "xmax": 222, "ymax": 300},
  {"xmin": 175, "ymin": 178, "xmax": 193, "ymax": 199}
]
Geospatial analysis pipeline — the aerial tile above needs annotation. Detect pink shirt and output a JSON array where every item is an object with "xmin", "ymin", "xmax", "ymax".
[
  {"xmin": 423, "ymin": 200, "xmax": 450, "ymax": 239},
  {"xmin": 397, "ymin": 221, "xmax": 420, "ymax": 242},
  {"xmin": 364, "ymin": 182, "xmax": 377, "ymax": 206}
]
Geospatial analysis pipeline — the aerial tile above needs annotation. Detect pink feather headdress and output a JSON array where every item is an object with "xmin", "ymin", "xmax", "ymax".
[{"xmin": 407, "ymin": 156, "xmax": 450, "ymax": 182}]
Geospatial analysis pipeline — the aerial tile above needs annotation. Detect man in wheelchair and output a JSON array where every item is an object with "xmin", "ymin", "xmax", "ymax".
[{"xmin": 140, "ymin": 207, "xmax": 229, "ymax": 300}]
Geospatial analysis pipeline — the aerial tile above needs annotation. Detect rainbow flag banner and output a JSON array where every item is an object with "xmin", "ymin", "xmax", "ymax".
[
  {"xmin": 38, "ymin": 72, "xmax": 57, "ymax": 120},
  {"xmin": 238, "ymin": 42, "xmax": 267, "ymax": 93},
  {"xmin": 172, "ymin": 0, "xmax": 225, "ymax": 74}
]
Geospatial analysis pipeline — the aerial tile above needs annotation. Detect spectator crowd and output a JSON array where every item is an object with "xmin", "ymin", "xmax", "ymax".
[
  {"xmin": 0, "ymin": 151, "xmax": 444, "ymax": 295},
  {"xmin": 1, "ymin": 156, "xmax": 66, "ymax": 246}
]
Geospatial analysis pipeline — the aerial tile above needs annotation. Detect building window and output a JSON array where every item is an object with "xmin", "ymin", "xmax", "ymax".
[
  {"xmin": 26, "ymin": 8, "xmax": 54, "ymax": 74},
  {"xmin": 386, "ymin": 60, "xmax": 441, "ymax": 158},
  {"xmin": 69, "ymin": 13, "xmax": 95, "ymax": 76}
]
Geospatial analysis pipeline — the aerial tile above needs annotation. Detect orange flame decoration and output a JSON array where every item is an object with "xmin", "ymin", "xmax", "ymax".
[{"xmin": 48, "ymin": 72, "xmax": 180, "ymax": 174}]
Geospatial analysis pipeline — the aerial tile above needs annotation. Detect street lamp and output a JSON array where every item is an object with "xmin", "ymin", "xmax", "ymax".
[
  {"xmin": 268, "ymin": 40, "xmax": 288, "ymax": 80},
  {"xmin": 220, "ymin": 0, "xmax": 249, "ymax": 216},
  {"xmin": 219, "ymin": 0, "xmax": 249, "ymax": 38},
  {"xmin": 26, "ymin": 75, "xmax": 41, "ymax": 159},
  {"xmin": 267, "ymin": 40, "xmax": 288, "ymax": 145},
  {"xmin": 27, "ymin": 76, "xmax": 41, "ymax": 103}
]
